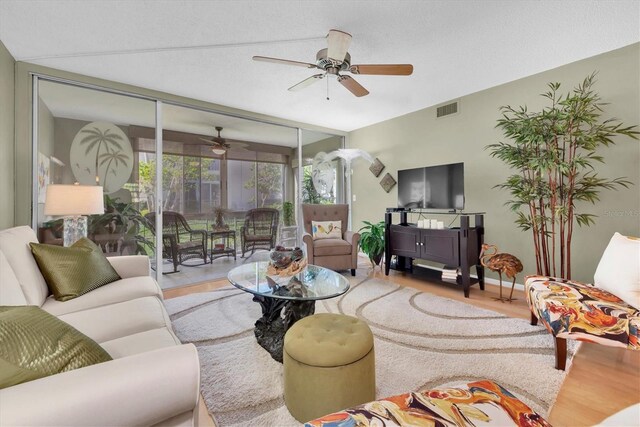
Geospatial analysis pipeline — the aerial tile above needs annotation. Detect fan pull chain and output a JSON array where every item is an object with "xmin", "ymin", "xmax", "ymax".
[{"xmin": 326, "ymin": 76, "xmax": 330, "ymax": 101}]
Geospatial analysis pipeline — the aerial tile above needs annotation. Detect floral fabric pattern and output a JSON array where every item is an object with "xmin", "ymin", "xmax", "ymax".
[
  {"xmin": 526, "ymin": 275, "xmax": 640, "ymax": 349},
  {"xmin": 305, "ymin": 380, "xmax": 550, "ymax": 427}
]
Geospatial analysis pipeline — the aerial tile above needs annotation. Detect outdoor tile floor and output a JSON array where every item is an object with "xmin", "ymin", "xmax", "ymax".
[{"xmin": 156, "ymin": 250, "xmax": 271, "ymax": 289}]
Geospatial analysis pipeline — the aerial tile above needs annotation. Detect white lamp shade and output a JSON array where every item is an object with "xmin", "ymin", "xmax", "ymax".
[{"xmin": 44, "ymin": 185, "xmax": 105, "ymax": 216}]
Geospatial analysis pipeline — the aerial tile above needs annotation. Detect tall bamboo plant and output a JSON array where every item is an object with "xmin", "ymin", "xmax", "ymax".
[{"xmin": 487, "ymin": 73, "xmax": 638, "ymax": 279}]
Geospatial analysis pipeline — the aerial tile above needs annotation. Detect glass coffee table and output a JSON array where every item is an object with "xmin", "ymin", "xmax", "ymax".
[{"xmin": 227, "ymin": 261, "xmax": 350, "ymax": 362}]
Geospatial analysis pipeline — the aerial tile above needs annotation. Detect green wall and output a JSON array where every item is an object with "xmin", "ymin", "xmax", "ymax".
[
  {"xmin": 0, "ymin": 40, "xmax": 15, "ymax": 229},
  {"xmin": 349, "ymin": 43, "xmax": 640, "ymax": 283}
]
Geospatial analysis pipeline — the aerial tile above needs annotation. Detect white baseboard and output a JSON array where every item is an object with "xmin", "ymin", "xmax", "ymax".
[{"xmin": 482, "ymin": 276, "xmax": 525, "ymax": 292}]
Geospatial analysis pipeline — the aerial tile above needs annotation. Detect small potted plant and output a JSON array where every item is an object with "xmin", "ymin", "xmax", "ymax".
[
  {"xmin": 88, "ymin": 195, "xmax": 153, "ymax": 255},
  {"xmin": 358, "ymin": 220, "xmax": 385, "ymax": 268},
  {"xmin": 212, "ymin": 206, "xmax": 229, "ymax": 231}
]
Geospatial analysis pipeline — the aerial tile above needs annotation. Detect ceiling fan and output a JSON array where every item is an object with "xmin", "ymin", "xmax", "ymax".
[
  {"xmin": 183, "ymin": 126, "xmax": 247, "ymax": 155},
  {"xmin": 253, "ymin": 29, "xmax": 413, "ymax": 97}
]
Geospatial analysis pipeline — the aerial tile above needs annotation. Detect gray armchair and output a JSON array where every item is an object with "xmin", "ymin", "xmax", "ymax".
[{"xmin": 302, "ymin": 204, "xmax": 360, "ymax": 276}]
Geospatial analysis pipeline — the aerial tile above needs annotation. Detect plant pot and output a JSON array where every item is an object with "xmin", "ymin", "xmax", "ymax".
[{"xmin": 370, "ymin": 252, "xmax": 384, "ymax": 266}]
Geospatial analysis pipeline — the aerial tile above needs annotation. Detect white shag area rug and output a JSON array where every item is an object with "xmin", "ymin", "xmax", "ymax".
[{"xmin": 164, "ymin": 274, "xmax": 575, "ymax": 426}]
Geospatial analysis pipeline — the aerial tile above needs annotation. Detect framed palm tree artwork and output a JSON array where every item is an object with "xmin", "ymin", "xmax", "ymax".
[{"xmin": 70, "ymin": 122, "xmax": 133, "ymax": 194}]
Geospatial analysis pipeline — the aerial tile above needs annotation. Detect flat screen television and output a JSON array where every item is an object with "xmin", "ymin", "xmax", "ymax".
[{"xmin": 397, "ymin": 162, "xmax": 464, "ymax": 210}]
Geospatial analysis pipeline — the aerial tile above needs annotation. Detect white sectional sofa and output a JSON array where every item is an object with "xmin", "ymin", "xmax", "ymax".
[{"xmin": 0, "ymin": 226, "xmax": 201, "ymax": 427}]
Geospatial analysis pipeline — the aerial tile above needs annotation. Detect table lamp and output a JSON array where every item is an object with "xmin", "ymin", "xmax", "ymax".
[{"xmin": 44, "ymin": 184, "xmax": 105, "ymax": 246}]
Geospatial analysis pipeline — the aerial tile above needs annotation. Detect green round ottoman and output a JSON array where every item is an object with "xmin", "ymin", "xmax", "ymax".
[{"xmin": 283, "ymin": 313, "xmax": 375, "ymax": 423}]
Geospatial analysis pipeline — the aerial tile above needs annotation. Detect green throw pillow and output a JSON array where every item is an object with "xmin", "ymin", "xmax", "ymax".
[
  {"xmin": 0, "ymin": 306, "xmax": 112, "ymax": 389},
  {"xmin": 30, "ymin": 237, "xmax": 121, "ymax": 301}
]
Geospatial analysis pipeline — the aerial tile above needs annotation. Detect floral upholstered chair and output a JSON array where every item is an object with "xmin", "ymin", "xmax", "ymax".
[
  {"xmin": 526, "ymin": 276, "xmax": 639, "ymax": 370},
  {"xmin": 305, "ymin": 380, "xmax": 551, "ymax": 427},
  {"xmin": 526, "ymin": 233, "xmax": 640, "ymax": 370}
]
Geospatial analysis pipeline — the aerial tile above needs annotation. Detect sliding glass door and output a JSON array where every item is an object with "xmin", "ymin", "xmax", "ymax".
[
  {"xmin": 33, "ymin": 76, "xmax": 343, "ymax": 289},
  {"xmin": 150, "ymin": 103, "xmax": 298, "ymax": 287},
  {"xmin": 34, "ymin": 79, "xmax": 159, "ymax": 277}
]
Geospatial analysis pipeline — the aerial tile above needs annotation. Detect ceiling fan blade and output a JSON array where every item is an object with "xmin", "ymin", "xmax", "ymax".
[
  {"xmin": 189, "ymin": 137, "xmax": 248, "ymax": 150},
  {"xmin": 194, "ymin": 137, "xmax": 228, "ymax": 149},
  {"xmin": 337, "ymin": 75, "xmax": 369, "ymax": 97},
  {"xmin": 349, "ymin": 64, "xmax": 414, "ymax": 75},
  {"xmin": 288, "ymin": 74, "xmax": 324, "ymax": 91},
  {"xmin": 226, "ymin": 141, "xmax": 249, "ymax": 149},
  {"xmin": 252, "ymin": 55, "xmax": 317, "ymax": 69},
  {"xmin": 326, "ymin": 29, "xmax": 352, "ymax": 63}
]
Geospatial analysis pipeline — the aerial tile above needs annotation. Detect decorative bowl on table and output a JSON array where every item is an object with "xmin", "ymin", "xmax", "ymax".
[{"xmin": 266, "ymin": 246, "xmax": 306, "ymax": 286}]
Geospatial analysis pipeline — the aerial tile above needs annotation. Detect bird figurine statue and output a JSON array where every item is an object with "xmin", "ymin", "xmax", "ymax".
[{"xmin": 479, "ymin": 244, "xmax": 523, "ymax": 302}]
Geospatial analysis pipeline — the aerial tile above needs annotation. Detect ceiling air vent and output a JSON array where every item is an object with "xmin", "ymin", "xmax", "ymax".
[{"xmin": 436, "ymin": 101, "xmax": 458, "ymax": 118}]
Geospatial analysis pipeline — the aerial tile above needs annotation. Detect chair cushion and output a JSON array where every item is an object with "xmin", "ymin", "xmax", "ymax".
[
  {"xmin": 0, "ymin": 226, "xmax": 49, "ymax": 306},
  {"xmin": 313, "ymin": 238, "xmax": 352, "ymax": 256},
  {"xmin": 100, "ymin": 328, "xmax": 180, "ymax": 359},
  {"xmin": 284, "ymin": 313, "xmax": 373, "ymax": 367},
  {"xmin": 312, "ymin": 220, "xmax": 342, "ymax": 240},
  {"xmin": 41, "ymin": 276, "xmax": 162, "ymax": 317},
  {"xmin": 595, "ymin": 403, "xmax": 640, "ymax": 426},
  {"xmin": 305, "ymin": 380, "xmax": 551, "ymax": 427},
  {"xmin": 0, "ymin": 306, "xmax": 112, "ymax": 389},
  {"xmin": 525, "ymin": 276, "xmax": 640, "ymax": 349},
  {"xmin": 244, "ymin": 234, "xmax": 272, "ymax": 242},
  {"xmin": 56, "ymin": 296, "xmax": 172, "ymax": 344},
  {"xmin": 594, "ymin": 233, "xmax": 640, "ymax": 310},
  {"xmin": 0, "ymin": 251, "xmax": 28, "ymax": 306},
  {"xmin": 30, "ymin": 238, "xmax": 121, "ymax": 302},
  {"xmin": 176, "ymin": 241, "xmax": 203, "ymax": 250}
]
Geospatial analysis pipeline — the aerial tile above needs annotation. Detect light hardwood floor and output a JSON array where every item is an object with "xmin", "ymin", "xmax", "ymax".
[{"xmin": 164, "ymin": 267, "xmax": 640, "ymax": 426}]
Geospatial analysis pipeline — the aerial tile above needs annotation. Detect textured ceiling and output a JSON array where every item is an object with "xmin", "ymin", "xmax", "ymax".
[{"xmin": 1, "ymin": 0, "xmax": 639, "ymax": 132}]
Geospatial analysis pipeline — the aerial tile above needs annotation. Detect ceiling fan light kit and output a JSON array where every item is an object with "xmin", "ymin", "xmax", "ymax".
[
  {"xmin": 187, "ymin": 126, "xmax": 248, "ymax": 154},
  {"xmin": 253, "ymin": 29, "xmax": 414, "ymax": 98}
]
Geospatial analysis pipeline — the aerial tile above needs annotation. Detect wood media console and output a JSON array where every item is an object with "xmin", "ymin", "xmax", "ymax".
[{"xmin": 384, "ymin": 211, "xmax": 485, "ymax": 298}]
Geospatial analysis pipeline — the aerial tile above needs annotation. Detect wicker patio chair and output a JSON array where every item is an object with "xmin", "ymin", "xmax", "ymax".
[
  {"xmin": 240, "ymin": 208, "xmax": 279, "ymax": 257},
  {"xmin": 145, "ymin": 211, "xmax": 208, "ymax": 272}
]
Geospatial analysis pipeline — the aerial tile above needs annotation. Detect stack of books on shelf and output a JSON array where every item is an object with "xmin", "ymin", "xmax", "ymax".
[{"xmin": 441, "ymin": 266, "xmax": 459, "ymax": 283}]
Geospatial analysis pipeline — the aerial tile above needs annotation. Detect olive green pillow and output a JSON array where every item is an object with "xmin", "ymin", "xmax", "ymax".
[
  {"xmin": 30, "ymin": 238, "xmax": 121, "ymax": 301},
  {"xmin": 0, "ymin": 306, "xmax": 112, "ymax": 389}
]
